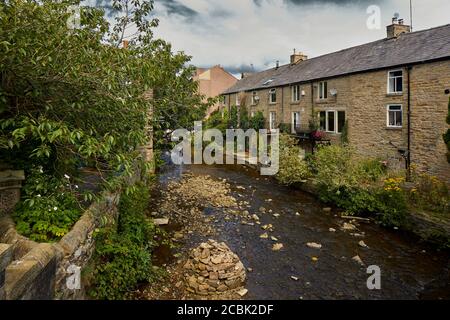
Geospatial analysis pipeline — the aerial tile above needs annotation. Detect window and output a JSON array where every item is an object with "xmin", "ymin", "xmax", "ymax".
[
  {"xmin": 251, "ymin": 111, "xmax": 255, "ymax": 118},
  {"xmin": 291, "ymin": 85, "xmax": 300, "ymax": 102},
  {"xmin": 327, "ymin": 111, "xmax": 335, "ymax": 132},
  {"xmin": 319, "ymin": 111, "xmax": 326, "ymax": 131},
  {"xmin": 337, "ymin": 111, "xmax": 346, "ymax": 133},
  {"xmin": 318, "ymin": 110, "xmax": 346, "ymax": 133},
  {"xmin": 251, "ymin": 91, "xmax": 258, "ymax": 105},
  {"xmin": 387, "ymin": 105, "xmax": 402, "ymax": 128},
  {"xmin": 388, "ymin": 70, "xmax": 403, "ymax": 94},
  {"xmin": 235, "ymin": 94, "xmax": 240, "ymax": 106},
  {"xmin": 292, "ymin": 112, "xmax": 300, "ymax": 133},
  {"xmin": 318, "ymin": 81, "xmax": 328, "ymax": 100},
  {"xmin": 221, "ymin": 96, "xmax": 226, "ymax": 105},
  {"xmin": 270, "ymin": 112, "xmax": 277, "ymax": 131},
  {"xmin": 269, "ymin": 89, "xmax": 277, "ymax": 104}
]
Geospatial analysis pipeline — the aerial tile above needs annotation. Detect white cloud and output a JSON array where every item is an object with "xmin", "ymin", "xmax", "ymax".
[{"xmin": 151, "ymin": 0, "xmax": 450, "ymax": 73}]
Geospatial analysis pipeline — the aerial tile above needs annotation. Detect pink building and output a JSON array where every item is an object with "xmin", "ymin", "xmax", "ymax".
[{"xmin": 193, "ymin": 65, "xmax": 237, "ymax": 116}]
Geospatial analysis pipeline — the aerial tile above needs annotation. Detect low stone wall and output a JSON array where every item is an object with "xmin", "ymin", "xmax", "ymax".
[
  {"xmin": 0, "ymin": 190, "xmax": 121, "ymax": 300},
  {"xmin": 53, "ymin": 192, "xmax": 120, "ymax": 300}
]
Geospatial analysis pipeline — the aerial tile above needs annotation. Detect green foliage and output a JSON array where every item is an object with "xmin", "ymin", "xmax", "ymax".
[
  {"xmin": 0, "ymin": 0, "xmax": 206, "ymax": 179},
  {"xmin": 408, "ymin": 172, "xmax": 450, "ymax": 215},
  {"xmin": 204, "ymin": 110, "xmax": 228, "ymax": 134},
  {"xmin": 340, "ymin": 120, "xmax": 349, "ymax": 144},
  {"xmin": 278, "ymin": 123, "xmax": 291, "ymax": 134},
  {"xmin": 239, "ymin": 107, "xmax": 250, "ymax": 130},
  {"xmin": 249, "ymin": 111, "xmax": 265, "ymax": 131},
  {"xmin": 89, "ymin": 183, "xmax": 162, "ymax": 300},
  {"xmin": 276, "ymin": 134, "xmax": 310, "ymax": 185},
  {"xmin": 310, "ymin": 145, "xmax": 406, "ymax": 227},
  {"xmin": 229, "ymin": 105, "xmax": 239, "ymax": 129},
  {"xmin": 13, "ymin": 167, "xmax": 82, "ymax": 242}
]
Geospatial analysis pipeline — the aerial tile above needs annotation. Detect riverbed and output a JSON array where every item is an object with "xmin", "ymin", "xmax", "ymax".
[{"xmin": 143, "ymin": 154, "xmax": 450, "ymax": 300}]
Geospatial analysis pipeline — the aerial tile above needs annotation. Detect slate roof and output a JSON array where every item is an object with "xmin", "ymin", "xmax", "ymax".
[{"xmin": 223, "ymin": 24, "xmax": 450, "ymax": 94}]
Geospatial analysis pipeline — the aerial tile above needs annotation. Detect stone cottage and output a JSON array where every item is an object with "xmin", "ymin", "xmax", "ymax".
[{"xmin": 221, "ymin": 20, "xmax": 450, "ymax": 183}]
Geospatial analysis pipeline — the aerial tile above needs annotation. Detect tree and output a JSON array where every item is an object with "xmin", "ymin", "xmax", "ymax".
[
  {"xmin": 250, "ymin": 111, "xmax": 265, "ymax": 130},
  {"xmin": 0, "ymin": 0, "xmax": 207, "ymax": 183}
]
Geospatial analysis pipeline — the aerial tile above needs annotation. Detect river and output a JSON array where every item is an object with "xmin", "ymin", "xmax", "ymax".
[{"xmin": 150, "ymin": 153, "xmax": 450, "ymax": 300}]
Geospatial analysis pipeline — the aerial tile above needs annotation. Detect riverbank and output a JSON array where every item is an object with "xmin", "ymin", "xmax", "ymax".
[
  {"xmin": 240, "ymin": 156, "xmax": 450, "ymax": 249},
  {"xmin": 133, "ymin": 157, "xmax": 450, "ymax": 300}
]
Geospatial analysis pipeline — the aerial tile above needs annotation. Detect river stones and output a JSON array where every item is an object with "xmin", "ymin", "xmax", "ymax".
[{"xmin": 184, "ymin": 240, "xmax": 246, "ymax": 297}]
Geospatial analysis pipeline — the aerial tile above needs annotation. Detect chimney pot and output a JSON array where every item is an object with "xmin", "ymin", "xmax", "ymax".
[
  {"xmin": 290, "ymin": 51, "xmax": 307, "ymax": 65},
  {"xmin": 387, "ymin": 16, "xmax": 411, "ymax": 38}
]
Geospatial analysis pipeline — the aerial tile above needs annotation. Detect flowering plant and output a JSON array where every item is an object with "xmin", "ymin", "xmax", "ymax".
[{"xmin": 311, "ymin": 130, "xmax": 326, "ymax": 140}]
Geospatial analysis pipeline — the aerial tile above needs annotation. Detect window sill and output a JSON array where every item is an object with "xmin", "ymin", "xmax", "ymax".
[
  {"xmin": 315, "ymin": 100, "xmax": 329, "ymax": 104},
  {"xmin": 291, "ymin": 101, "xmax": 300, "ymax": 105},
  {"xmin": 386, "ymin": 126, "xmax": 403, "ymax": 130},
  {"xmin": 386, "ymin": 92, "xmax": 403, "ymax": 97},
  {"xmin": 269, "ymin": 103, "xmax": 278, "ymax": 105}
]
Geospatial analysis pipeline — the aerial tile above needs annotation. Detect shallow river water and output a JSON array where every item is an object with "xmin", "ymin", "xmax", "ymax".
[{"xmin": 154, "ymin": 156, "xmax": 450, "ymax": 300}]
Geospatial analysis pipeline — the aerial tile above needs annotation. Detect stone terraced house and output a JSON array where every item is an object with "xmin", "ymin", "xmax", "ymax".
[{"xmin": 221, "ymin": 20, "xmax": 450, "ymax": 183}]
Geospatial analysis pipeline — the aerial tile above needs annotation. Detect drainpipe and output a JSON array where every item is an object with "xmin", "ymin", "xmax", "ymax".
[
  {"xmin": 407, "ymin": 66, "xmax": 412, "ymax": 181},
  {"xmin": 281, "ymin": 86, "xmax": 284, "ymax": 128}
]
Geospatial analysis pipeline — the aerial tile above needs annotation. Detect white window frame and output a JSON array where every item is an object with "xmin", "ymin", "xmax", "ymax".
[
  {"xmin": 318, "ymin": 81, "xmax": 328, "ymax": 100},
  {"xmin": 291, "ymin": 85, "xmax": 300, "ymax": 102},
  {"xmin": 269, "ymin": 111, "xmax": 277, "ymax": 132},
  {"xmin": 387, "ymin": 69, "xmax": 403, "ymax": 94},
  {"xmin": 387, "ymin": 104, "xmax": 403, "ymax": 128},
  {"xmin": 291, "ymin": 112, "xmax": 300, "ymax": 133},
  {"xmin": 318, "ymin": 110, "xmax": 345, "ymax": 134},
  {"xmin": 251, "ymin": 91, "xmax": 258, "ymax": 105},
  {"xmin": 251, "ymin": 111, "xmax": 255, "ymax": 118},
  {"xmin": 235, "ymin": 94, "xmax": 240, "ymax": 106},
  {"xmin": 269, "ymin": 89, "xmax": 277, "ymax": 104}
]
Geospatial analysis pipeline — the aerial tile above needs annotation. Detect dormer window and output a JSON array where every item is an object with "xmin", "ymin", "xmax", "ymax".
[
  {"xmin": 269, "ymin": 89, "xmax": 277, "ymax": 104},
  {"xmin": 388, "ymin": 70, "xmax": 403, "ymax": 94}
]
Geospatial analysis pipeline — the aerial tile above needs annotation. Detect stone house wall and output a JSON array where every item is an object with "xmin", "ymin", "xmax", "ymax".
[{"xmin": 222, "ymin": 59, "xmax": 450, "ymax": 183}]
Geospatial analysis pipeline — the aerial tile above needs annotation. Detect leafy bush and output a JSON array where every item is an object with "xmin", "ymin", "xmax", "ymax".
[
  {"xmin": 408, "ymin": 172, "xmax": 450, "ymax": 215},
  {"xmin": 89, "ymin": 183, "xmax": 162, "ymax": 300},
  {"xmin": 276, "ymin": 135, "xmax": 310, "ymax": 185},
  {"xmin": 13, "ymin": 167, "xmax": 81, "ymax": 242},
  {"xmin": 310, "ymin": 145, "xmax": 406, "ymax": 226},
  {"xmin": 249, "ymin": 111, "xmax": 265, "ymax": 130}
]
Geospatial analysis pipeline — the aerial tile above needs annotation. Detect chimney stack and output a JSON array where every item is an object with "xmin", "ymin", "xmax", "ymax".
[
  {"xmin": 290, "ymin": 49, "xmax": 307, "ymax": 65},
  {"xmin": 387, "ymin": 15, "xmax": 411, "ymax": 38},
  {"xmin": 276, "ymin": 60, "xmax": 279, "ymax": 69}
]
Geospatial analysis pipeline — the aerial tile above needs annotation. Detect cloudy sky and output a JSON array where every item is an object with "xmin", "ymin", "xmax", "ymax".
[{"xmin": 112, "ymin": 0, "xmax": 450, "ymax": 76}]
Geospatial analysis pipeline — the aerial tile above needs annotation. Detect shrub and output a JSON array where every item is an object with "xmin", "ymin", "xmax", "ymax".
[
  {"xmin": 409, "ymin": 172, "xmax": 450, "ymax": 214},
  {"xmin": 311, "ymin": 145, "xmax": 406, "ymax": 226},
  {"xmin": 13, "ymin": 167, "xmax": 81, "ymax": 242},
  {"xmin": 276, "ymin": 134, "xmax": 310, "ymax": 185},
  {"xmin": 89, "ymin": 183, "xmax": 162, "ymax": 300},
  {"xmin": 249, "ymin": 111, "xmax": 265, "ymax": 131}
]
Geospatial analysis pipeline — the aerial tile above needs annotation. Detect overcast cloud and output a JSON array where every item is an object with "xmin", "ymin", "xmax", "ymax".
[{"xmin": 123, "ymin": 0, "xmax": 450, "ymax": 75}]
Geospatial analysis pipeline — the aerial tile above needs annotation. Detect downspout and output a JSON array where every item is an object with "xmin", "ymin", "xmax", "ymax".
[
  {"xmin": 407, "ymin": 66, "xmax": 412, "ymax": 181},
  {"xmin": 281, "ymin": 86, "xmax": 284, "ymax": 128}
]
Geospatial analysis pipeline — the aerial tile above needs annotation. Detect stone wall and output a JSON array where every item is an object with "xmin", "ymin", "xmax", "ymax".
[
  {"xmin": 222, "ymin": 59, "xmax": 450, "ymax": 183},
  {"xmin": 0, "ymin": 190, "xmax": 121, "ymax": 300},
  {"xmin": 0, "ymin": 170, "xmax": 25, "ymax": 216}
]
